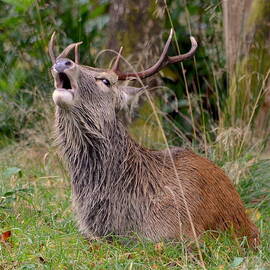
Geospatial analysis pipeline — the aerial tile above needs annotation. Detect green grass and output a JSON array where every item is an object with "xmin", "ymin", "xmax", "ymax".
[{"xmin": 0, "ymin": 142, "xmax": 269, "ymax": 270}]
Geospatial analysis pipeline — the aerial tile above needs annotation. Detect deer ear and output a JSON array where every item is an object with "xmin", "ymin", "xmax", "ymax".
[{"xmin": 120, "ymin": 86, "xmax": 146, "ymax": 103}]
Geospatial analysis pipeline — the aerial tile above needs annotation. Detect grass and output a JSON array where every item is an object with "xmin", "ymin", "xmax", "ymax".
[{"xmin": 0, "ymin": 132, "xmax": 269, "ymax": 270}]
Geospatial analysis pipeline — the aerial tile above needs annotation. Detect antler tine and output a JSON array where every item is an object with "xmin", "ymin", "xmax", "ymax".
[
  {"xmin": 116, "ymin": 29, "xmax": 198, "ymax": 80},
  {"xmin": 75, "ymin": 42, "xmax": 82, "ymax": 64},
  {"xmin": 167, "ymin": 36, "xmax": 197, "ymax": 64},
  {"xmin": 49, "ymin": 32, "xmax": 56, "ymax": 63},
  {"xmin": 112, "ymin": 47, "xmax": 123, "ymax": 71},
  {"xmin": 116, "ymin": 29, "xmax": 173, "ymax": 80},
  {"xmin": 57, "ymin": 41, "xmax": 83, "ymax": 61}
]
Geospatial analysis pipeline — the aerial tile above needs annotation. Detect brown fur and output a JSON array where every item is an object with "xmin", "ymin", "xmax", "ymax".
[{"xmin": 50, "ymin": 52, "xmax": 260, "ymax": 248}]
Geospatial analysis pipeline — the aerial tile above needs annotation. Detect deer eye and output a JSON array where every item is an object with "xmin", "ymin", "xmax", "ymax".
[{"xmin": 101, "ymin": 78, "xmax": 111, "ymax": 87}]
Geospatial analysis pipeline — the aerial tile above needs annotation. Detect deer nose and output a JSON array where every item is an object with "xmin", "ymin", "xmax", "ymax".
[{"xmin": 54, "ymin": 58, "xmax": 74, "ymax": 73}]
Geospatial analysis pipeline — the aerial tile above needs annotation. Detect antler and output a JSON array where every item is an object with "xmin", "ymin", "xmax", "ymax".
[
  {"xmin": 57, "ymin": 41, "xmax": 83, "ymax": 62},
  {"xmin": 74, "ymin": 42, "xmax": 81, "ymax": 64},
  {"xmin": 115, "ymin": 29, "xmax": 198, "ymax": 80},
  {"xmin": 48, "ymin": 32, "xmax": 83, "ymax": 64},
  {"xmin": 49, "ymin": 32, "xmax": 56, "ymax": 63},
  {"xmin": 112, "ymin": 47, "xmax": 123, "ymax": 71}
]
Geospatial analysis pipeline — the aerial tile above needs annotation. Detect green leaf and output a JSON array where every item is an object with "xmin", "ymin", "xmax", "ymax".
[
  {"xmin": 230, "ymin": 257, "xmax": 244, "ymax": 267},
  {"xmin": 160, "ymin": 67, "xmax": 180, "ymax": 81},
  {"xmin": 3, "ymin": 167, "xmax": 22, "ymax": 178},
  {"xmin": 3, "ymin": 191, "xmax": 16, "ymax": 197},
  {"xmin": 89, "ymin": 4, "xmax": 108, "ymax": 19},
  {"xmin": 3, "ymin": 188, "xmax": 31, "ymax": 197},
  {"xmin": 1, "ymin": 0, "xmax": 35, "ymax": 11}
]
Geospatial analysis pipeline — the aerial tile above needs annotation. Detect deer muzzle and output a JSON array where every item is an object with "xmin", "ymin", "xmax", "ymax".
[{"xmin": 51, "ymin": 58, "xmax": 79, "ymax": 108}]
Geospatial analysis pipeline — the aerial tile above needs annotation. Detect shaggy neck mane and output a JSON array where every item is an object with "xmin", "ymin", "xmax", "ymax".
[
  {"xmin": 55, "ymin": 106, "xmax": 170, "ymax": 236},
  {"xmin": 55, "ymin": 107, "xmax": 164, "ymax": 196}
]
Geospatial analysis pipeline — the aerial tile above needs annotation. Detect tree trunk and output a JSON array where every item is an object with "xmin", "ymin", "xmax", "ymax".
[
  {"xmin": 223, "ymin": 0, "xmax": 253, "ymax": 75},
  {"xmin": 106, "ymin": 0, "xmax": 165, "ymax": 148},
  {"xmin": 222, "ymin": 0, "xmax": 270, "ymax": 136}
]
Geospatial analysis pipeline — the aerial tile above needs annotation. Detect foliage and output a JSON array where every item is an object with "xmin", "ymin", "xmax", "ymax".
[
  {"xmin": 0, "ymin": 0, "xmax": 227, "ymax": 147},
  {"xmin": 0, "ymin": 0, "xmax": 109, "ymax": 144},
  {"xmin": 1, "ymin": 0, "xmax": 269, "ymax": 158},
  {"xmin": 162, "ymin": 0, "xmax": 226, "ymax": 145}
]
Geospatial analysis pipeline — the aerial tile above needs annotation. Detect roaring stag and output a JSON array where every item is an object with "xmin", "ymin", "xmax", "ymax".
[{"xmin": 49, "ymin": 29, "xmax": 259, "ymax": 248}]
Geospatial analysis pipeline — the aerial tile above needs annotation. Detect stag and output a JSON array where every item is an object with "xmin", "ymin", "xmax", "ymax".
[{"xmin": 49, "ymin": 29, "xmax": 259, "ymax": 248}]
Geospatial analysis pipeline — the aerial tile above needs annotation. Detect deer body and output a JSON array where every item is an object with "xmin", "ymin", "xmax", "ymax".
[{"xmin": 50, "ymin": 30, "xmax": 260, "ymax": 247}]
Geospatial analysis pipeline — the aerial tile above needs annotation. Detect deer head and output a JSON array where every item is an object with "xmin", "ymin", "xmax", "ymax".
[{"xmin": 49, "ymin": 29, "xmax": 197, "ymax": 122}]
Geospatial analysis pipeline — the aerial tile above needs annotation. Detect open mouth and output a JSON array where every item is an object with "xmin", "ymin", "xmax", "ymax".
[
  {"xmin": 53, "ymin": 70, "xmax": 77, "ymax": 97},
  {"xmin": 52, "ymin": 70, "xmax": 77, "ymax": 107},
  {"xmin": 59, "ymin": 72, "xmax": 72, "ymax": 89},
  {"xmin": 51, "ymin": 62, "xmax": 78, "ymax": 107}
]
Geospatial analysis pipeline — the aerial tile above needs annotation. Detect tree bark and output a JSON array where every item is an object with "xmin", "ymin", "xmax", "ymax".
[
  {"xmin": 106, "ymin": 0, "xmax": 165, "ymax": 148},
  {"xmin": 223, "ymin": 0, "xmax": 253, "ymax": 75},
  {"xmin": 222, "ymin": 0, "xmax": 270, "ymax": 134}
]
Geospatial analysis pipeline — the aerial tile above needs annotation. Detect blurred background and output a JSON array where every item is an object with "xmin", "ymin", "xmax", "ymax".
[{"xmin": 0, "ymin": 0, "xmax": 270, "ymax": 171}]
